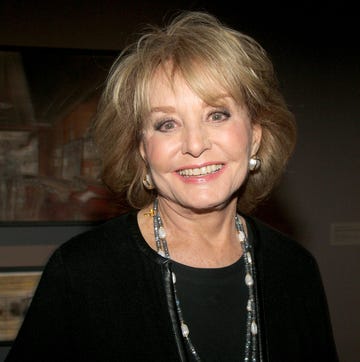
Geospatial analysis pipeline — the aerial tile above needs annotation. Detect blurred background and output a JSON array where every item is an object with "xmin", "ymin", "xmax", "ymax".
[{"xmin": 0, "ymin": 1, "xmax": 359, "ymax": 361}]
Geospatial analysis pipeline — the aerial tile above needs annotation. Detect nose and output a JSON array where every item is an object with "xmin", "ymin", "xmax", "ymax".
[{"xmin": 181, "ymin": 124, "xmax": 211, "ymax": 157}]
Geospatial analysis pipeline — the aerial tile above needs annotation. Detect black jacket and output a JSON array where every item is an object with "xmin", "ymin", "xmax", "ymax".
[{"xmin": 5, "ymin": 212, "xmax": 339, "ymax": 362}]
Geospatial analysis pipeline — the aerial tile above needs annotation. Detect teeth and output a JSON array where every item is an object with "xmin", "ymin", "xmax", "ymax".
[{"xmin": 178, "ymin": 164, "xmax": 223, "ymax": 177}]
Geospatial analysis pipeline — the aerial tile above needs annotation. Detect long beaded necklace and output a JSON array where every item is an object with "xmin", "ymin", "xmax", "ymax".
[{"xmin": 152, "ymin": 198, "xmax": 258, "ymax": 361}]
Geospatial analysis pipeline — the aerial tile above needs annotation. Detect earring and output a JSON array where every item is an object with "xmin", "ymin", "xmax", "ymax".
[
  {"xmin": 249, "ymin": 156, "xmax": 261, "ymax": 171},
  {"xmin": 142, "ymin": 174, "xmax": 155, "ymax": 190}
]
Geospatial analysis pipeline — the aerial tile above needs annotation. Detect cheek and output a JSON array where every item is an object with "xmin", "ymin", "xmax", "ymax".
[
  {"xmin": 221, "ymin": 126, "xmax": 252, "ymax": 160},
  {"xmin": 143, "ymin": 136, "xmax": 176, "ymax": 171}
]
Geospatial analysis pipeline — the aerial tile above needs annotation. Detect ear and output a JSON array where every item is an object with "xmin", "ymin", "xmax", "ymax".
[
  {"xmin": 251, "ymin": 123, "xmax": 262, "ymax": 155},
  {"xmin": 139, "ymin": 140, "xmax": 147, "ymax": 162}
]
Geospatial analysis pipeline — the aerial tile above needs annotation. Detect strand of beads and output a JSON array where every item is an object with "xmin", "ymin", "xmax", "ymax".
[
  {"xmin": 153, "ymin": 199, "xmax": 201, "ymax": 360},
  {"xmin": 153, "ymin": 198, "xmax": 258, "ymax": 361},
  {"xmin": 235, "ymin": 214, "xmax": 258, "ymax": 362}
]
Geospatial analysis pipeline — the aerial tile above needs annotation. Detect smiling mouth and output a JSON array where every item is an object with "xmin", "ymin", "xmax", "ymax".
[{"xmin": 177, "ymin": 164, "xmax": 224, "ymax": 177}]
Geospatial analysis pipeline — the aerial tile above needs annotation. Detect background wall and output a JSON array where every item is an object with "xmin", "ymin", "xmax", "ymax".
[{"xmin": 0, "ymin": 1, "xmax": 359, "ymax": 361}]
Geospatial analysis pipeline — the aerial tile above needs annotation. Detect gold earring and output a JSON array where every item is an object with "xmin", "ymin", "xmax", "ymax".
[
  {"xmin": 142, "ymin": 174, "xmax": 155, "ymax": 190},
  {"xmin": 249, "ymin": 156, "xmax": 261, "ymax": 171}
]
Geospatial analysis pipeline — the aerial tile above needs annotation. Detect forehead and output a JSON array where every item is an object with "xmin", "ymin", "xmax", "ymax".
[
  {"xmin": 147, "ymin": 64, "xmax": 230, "ymax": 108},
  {"xmin": 149, "ymin": 68, "xmax": 189, "ymax": 102}
]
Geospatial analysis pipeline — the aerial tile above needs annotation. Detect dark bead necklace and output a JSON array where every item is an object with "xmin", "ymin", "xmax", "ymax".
[{"xmin": 152, "ymin": 198, "xmax": 258, "ymax": 361}]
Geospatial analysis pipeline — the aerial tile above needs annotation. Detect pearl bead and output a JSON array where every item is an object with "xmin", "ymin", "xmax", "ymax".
[
  {"xmin": 247, "ymin": 299, "xmax": 252, "ymax": 311},
  {"xmin": 238, "ymin": 230, "xmax": 246, "ymax": 242},
  {"xmin": 172, "ymin": 272, "xmax": 176, "ymax": 284},
  {"xmin": 159, "ymin": 226, "xmax": 166, "ymax": 239},
  {"xmin": 181, "ymin": 323, "xmax": 189, "ymax": 337},
  {"xmin": 245, "ymin": 273, "xmax": 254, "ymax": 286},
  {"xmin": 251, "ymin": 321, "xmax": 258, "ymax": 335},
  {"xmin": 246, "ymin": 252, "xmax": 252, "ymax": 264}
]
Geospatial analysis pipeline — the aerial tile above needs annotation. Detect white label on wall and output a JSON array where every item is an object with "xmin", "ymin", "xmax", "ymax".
[{"xmin": 330, "ymin": 223, "xmax": 360, "ymax": 245}]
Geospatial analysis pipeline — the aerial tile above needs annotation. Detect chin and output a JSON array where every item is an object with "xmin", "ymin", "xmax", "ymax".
[{"xmin": 179, "ymin": 195, "xmax": 233, "ymax": 213}]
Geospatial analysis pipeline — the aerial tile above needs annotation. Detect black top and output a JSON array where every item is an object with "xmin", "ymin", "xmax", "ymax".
[
  {"xmin": 5, "ymin": 211, "xmax": 339, "ymax": 362},
  {"xmin": 172, "ymin": 257, "xmax": 247, "ymax": 361}
]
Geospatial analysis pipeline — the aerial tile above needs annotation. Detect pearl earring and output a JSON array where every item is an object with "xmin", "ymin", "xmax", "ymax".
[
  {"xmin": 143, "ymin": 174, "xmax": 155, "ymax": 190},
  {"xmin": 249, "ymin": 156, "xmax": 261, "ymax": 171}
]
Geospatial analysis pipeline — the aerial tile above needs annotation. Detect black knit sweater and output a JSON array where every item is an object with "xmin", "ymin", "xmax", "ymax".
[{"xmin": 5, "ymin": 212, "xmax": 339, "ymax": 362}]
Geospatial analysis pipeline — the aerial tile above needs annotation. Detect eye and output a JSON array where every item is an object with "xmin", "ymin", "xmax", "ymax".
[
  {"xmin": 209, "ymin": 110, "xmax": 231, "ymax": 122},
  {"xmin": 154, "ymin": 119, "xmax": 177, "ymax": 132}
]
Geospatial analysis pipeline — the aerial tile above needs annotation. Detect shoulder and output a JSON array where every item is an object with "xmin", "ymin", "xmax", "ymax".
[
  {"xmin": 247, "ymin": 216, "xmax": 328, "ymax": 301},
  {"xmin": 246, "ymin": 216, "xmax": 319, "ymax": 274},
  {"xmin": 27, "ymin": 211, "xmax": 146, "ymax": 312},
  {"xmin": 50, "ymin": 211, "xmax": 140, "ymax": 267},
  {"xmin": 246, "ymin": 220, "xmax": 338, "ymax": 360}
]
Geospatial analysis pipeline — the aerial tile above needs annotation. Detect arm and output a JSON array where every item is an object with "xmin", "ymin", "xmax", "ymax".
[{"xmin": 5, "ymin": 249, "xmax": 76, "ymax": 362}]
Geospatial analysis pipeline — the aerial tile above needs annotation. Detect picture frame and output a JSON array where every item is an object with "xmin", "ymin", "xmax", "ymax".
[{"xmin": 0, "ymin": 267, "xmax": 42, "ymax": 345}]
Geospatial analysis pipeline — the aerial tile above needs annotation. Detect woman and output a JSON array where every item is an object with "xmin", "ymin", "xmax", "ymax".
[{"xmin": 5, "ymin": 11, "xmax": 338, "ymax": 362}]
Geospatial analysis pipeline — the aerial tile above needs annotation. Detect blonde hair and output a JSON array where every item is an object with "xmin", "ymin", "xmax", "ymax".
[{"xmin": 92, "ymin": 10, "xmax": 296, "ymax": 213}]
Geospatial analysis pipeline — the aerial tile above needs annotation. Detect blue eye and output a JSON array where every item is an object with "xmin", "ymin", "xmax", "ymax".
[
  {"xmin": 155, "ymin": 120, "xmax": 176, "ymax": 132},
  {"xmin": 210, "ymin": 111, "xmax": 230, "ymax": 122}
]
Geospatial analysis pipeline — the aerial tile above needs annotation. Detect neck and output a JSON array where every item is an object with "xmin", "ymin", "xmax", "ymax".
[
  {"xmin": 154, "ymin": 197, "xmax": 243, "ymax": 268},
  {"xmin": 158, "ymin": 196, "xmax": 237, "ymax": 234}
]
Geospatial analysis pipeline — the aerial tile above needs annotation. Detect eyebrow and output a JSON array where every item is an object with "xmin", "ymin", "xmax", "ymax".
[
  {"xmin": 150, "ymin": 106, "xmax": 176, "ymax": 113},
  {"xmin": 150, "ymin": 96, "xmax": 233, "ymax": 114}
]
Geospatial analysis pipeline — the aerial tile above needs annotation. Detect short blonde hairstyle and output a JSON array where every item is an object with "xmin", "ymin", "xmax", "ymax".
[{"xmin": 92, "ymin": 11, "xmax": 296, "ymax": 214}]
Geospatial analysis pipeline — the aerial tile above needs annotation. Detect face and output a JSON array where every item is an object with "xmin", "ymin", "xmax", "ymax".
[{"xmin": 140, "ymin": 68, "xmax": 262, "ymax": 212}]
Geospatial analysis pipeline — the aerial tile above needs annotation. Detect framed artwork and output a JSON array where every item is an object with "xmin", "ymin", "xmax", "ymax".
[
  {"xmin": 0, "ymin": 267, "xmax": 42, "ymax": 344},
  {"xmin": 0, "ymin": 46, "xmax": 127, "ymax": 222}
]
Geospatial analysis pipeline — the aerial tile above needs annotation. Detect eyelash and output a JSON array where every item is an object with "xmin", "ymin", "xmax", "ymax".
[
  {"xmin": 154, "ymin": 119, "xmax": 175, "ymax": 132},
  {"xmin": 210, "ymin": 110, "xmax": 231, "ymax": 122},
  {"xmin": 153, "ymin": 110, "xmax": 231, "ymax": 132}
]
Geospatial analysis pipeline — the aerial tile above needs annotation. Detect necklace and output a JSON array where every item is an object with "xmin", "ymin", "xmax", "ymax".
[{"xmin": 152, "ymin": 198, "xmax": 258, "ymax": 361}]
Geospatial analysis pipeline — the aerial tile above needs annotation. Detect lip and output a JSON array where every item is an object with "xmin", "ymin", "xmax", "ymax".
[{"xmin": 174, "ymin": 162, "xmax": 226, "ymax": 184}]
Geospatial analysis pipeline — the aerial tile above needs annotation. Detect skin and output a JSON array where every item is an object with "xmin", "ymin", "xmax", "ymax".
[{"xmin": 138, "ymin": 67, "xmax": 262, "ymax": 267}]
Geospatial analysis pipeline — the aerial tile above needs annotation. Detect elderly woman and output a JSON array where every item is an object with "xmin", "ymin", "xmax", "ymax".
[{"xmin": 5, "ymin": 11, "xmax": 338, "ymax": 362}]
